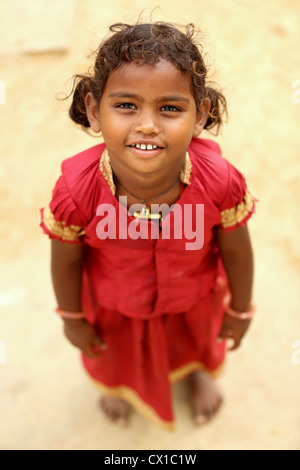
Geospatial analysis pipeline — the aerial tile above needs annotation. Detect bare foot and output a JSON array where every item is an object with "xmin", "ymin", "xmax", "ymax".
[
  {"xmin": 187, "ymin": 370, "xmax": 223, "ymax": 425},
  {"xmin": 100, "ymin": 396, "xmax": 131, "ymax": 427}
]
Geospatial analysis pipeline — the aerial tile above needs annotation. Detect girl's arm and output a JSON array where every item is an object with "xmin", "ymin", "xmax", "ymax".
[
  {"xmin": 216, "ymin": 224, "xmax": 254, "ymax": 350},
  {"xmin": 51, "ymin": 239, "xmax": 106, "ymax": 356},
  {"xmin": 51, "ymin": 239, "xmax": 83, "ymax": 312}
]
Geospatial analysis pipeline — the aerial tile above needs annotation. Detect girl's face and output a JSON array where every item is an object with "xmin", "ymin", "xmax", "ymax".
[{"xmin": 86, "ymin": 60, "xmax": 208, "ymax": 179}]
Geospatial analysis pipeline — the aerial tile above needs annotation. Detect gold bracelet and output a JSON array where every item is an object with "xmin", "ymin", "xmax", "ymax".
[
  {"xmin": 225, "ymin": 302, "xmax": 256, "ymax": 320},
  {"xmin": 55, "ymin": 308, "xmax": 86, "ymax": 320}
]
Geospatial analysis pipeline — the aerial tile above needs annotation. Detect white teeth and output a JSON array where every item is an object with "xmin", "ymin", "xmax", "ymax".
[{"xmin": 132, "ymin": 143, "xmax": 159, "ymax": 150}]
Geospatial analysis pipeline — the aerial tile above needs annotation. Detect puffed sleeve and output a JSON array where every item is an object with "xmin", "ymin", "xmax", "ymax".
[
  {"xmin": 40, "ymin": 174, "xmax": 86, "ymax": 243},
  {"xmin": 218, "ymin": 162, "xmax": 256, "ymax": 232}
]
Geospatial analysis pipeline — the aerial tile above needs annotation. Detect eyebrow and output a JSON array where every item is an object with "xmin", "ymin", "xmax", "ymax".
[
  {"xmin": 159, "ymin": 95, "xmax": 191, "ymax": 103},
  {"xmin": 108, "ymin": 92, "xmax": 190, "ymax": 103}
]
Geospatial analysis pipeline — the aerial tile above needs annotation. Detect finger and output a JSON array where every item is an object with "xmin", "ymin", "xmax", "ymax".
[
  {"xmin": 217, "ymin": 334, "xmax": 225, "ymax": 343},
  {"xmin": 93, "ymin": 336, "xmax": 107, "ymax": 350},
  {"xmin": 228, "ymin": 335, "xmax": 241, "ymax": 351},
  {"xmin": 82, "ymin": 346, "xmax": 100, "ymax": 358},
  {"xmin": 218, "ymin": 328, "xmax": 233, "ymax": 343},
  {"xmin": 81, "ymin": 338, "xmax": 104, "ymax": 358},
  {"xmin": 218, "ymin": 327, "xmax": 227, "ymax": 340},
  {"xmin": 90, "ymin": 336, "xmax": 107, "ymax": 355}
]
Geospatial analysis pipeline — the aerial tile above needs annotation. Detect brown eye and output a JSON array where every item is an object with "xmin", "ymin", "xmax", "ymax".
[
  {"xmin": 161, "ymin": 105, "xmax": 181, "ymax": 112},
  {"xmin": 117, "ymin": 103, "xmax": 136, "ymax": 110}
]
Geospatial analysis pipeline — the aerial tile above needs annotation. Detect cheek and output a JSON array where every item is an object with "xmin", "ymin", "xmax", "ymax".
[
  {"xmin": 175, "ymin": 118, "xmax": 199, "ymax": 140},
  {"xmin": 102, "ymin": 113, "xmax": 131, "ymax": 134}
]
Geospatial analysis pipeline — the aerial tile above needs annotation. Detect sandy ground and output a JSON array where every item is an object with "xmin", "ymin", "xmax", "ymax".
[{"xmin": 0, "ymin": 0, "xmax": 300, "ymax": 450}]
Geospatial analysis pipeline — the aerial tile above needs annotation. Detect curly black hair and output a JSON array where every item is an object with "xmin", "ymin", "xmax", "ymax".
[{"xmin": 68, "ymin": 22, "xmax": 227, "ymax": 133}]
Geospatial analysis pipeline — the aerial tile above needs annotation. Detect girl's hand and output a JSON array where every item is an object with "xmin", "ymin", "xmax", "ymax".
[
  {"xmin": 63, "ymin": 318, "xmax": 107, "ymax": 358},
  {"xmin": 218, "ymin": 314, "xmax": 252, "ymax": 351}
]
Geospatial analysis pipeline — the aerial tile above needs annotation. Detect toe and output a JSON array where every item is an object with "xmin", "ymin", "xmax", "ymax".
[
  {"xmin": 100, "ymin": 396, "xmax": 131, "ymax": 427},
  {"xmin": 188, "ymin": 371, "xmax": 223, "ymax": 425},
  {"xmin": 115, "ymin": 417, "xmax": 128, "ymax": 427},
  {"xmin": 194, "ymin": 414, "xmax": 208, "ymax": 425}
]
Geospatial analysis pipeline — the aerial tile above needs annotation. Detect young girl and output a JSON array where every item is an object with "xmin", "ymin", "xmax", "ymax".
[{"xmin": 40, "ymin": 22, "xmax": 255, "ymax": 431}]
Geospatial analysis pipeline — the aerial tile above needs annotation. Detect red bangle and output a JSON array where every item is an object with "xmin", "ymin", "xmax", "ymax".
[
  {"xmin": 225, "ymin": 302, "xmax": 256, "ymax": 320},
  {"xmin": 55, "ymin": 308, "xmax": 86, "ymax": 320}
]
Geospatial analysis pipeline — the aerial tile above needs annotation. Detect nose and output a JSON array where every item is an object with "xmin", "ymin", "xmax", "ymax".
[{"xmin": 134, "ymin": 110, "xmax": 160, "ymax": 135}]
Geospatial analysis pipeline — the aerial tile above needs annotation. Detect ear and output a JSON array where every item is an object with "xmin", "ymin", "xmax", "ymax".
[
  {"xmin": 193, "ymin": 98, "xmax": 211, "ymax": 137},
  {"xmin": 85, "ymin": 92, "xmax": 101, "ymax": 133}
]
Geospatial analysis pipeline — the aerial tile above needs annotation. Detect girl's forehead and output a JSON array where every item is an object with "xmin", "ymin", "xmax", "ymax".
[{"xmin": 104, "ymin": 60, "xmax": 194, "ymax": 98}]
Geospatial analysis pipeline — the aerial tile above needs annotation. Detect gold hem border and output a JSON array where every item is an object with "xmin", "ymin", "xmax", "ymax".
[
  {"xmin": 86, "ymin": 359, "xmax": 225, "ymax": 431},
  {"xmin": 169, "ymin": 360, "xmax": 225, "ymax": 384},
  {"xmin": 88, "ymin": 378, "xmax": 176, "ymax": 431}
]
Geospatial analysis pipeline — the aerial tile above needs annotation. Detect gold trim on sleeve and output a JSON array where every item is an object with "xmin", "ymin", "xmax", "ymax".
[
  {"xmin": 99, "ymin": 148, "xmax": 192, "ymax": 195},
  {"xmin": 220, "ymin": 190, "xmax": 254, "ymax": 229},
  {"xmin": 43, "ymin": 206, "xmax": 85, "ymax": 241}
]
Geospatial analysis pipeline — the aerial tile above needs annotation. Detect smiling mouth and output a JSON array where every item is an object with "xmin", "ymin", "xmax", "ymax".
[{"xmin": 128, "ymin": 143, "xmax": 164, "ymax": 151}]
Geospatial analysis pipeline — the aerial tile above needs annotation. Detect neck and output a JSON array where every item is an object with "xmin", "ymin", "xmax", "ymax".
[
  {"xmin": 111, "ymin": 158, "xmax": 185, "ymax": 201},
  {"xmin": 118, "ymin": 174, "xmax": 179, "ymax": 203}
]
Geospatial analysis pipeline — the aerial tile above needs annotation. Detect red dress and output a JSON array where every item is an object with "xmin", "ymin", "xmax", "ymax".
[{"xmin": 40, "ymin": 137, "xmax": 255, "ymax": 430}]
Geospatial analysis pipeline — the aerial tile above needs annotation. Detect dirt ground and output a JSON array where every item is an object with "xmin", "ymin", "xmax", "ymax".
[{"xmin": 0, "ymin": 0, "xmax": 299, "ymax": 450}]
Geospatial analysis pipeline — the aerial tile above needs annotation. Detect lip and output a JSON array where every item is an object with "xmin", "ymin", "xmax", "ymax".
[
  {"xmin": 127, "ymin": 140, "xmax": 165, "ymax": 148},
  {"xmin": 126, "ymin": 141, "xmax": 165, "ymax": 158},
  {"xmin": 127, "ymin": 145, "xmax": 165, "ymax": 158}
]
